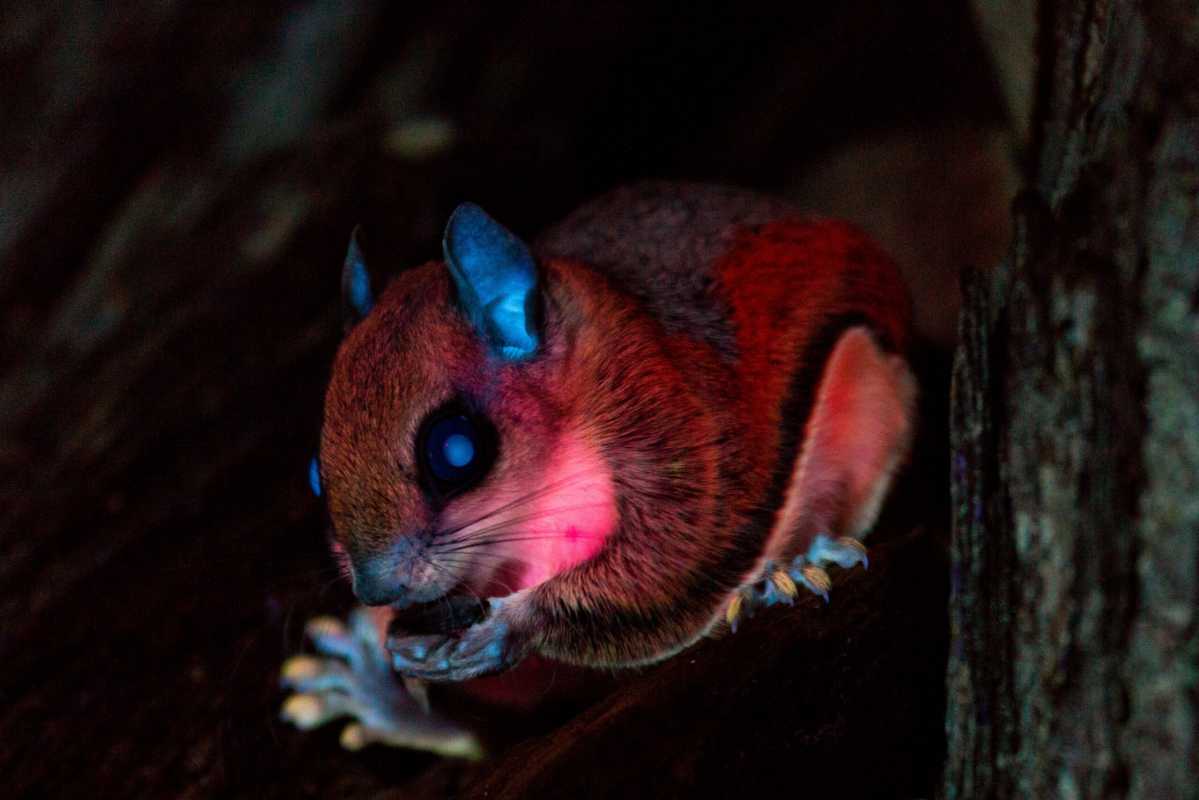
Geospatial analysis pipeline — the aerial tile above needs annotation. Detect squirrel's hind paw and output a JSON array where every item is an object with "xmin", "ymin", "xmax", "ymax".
[
  {"xmin": 726, "ymin": 535, "xmax": 869, "ymax": 631},
  {"xmin": 724, "ymin": 562, "xmax": 796, "ymax": 633},
  {"xmin": 786, "ymin": 534, "xmax": 867, "ymax": 602}
]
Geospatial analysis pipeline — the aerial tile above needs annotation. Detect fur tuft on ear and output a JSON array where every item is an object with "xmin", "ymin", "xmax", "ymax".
[
  {"xmin": 442, "ymin": 203, "xmax": 540, "ymax": 361},
  {"xmin": 341, "ymin": 225, "xmax": 374, "ymax": 332},
  {"xmin": 767, "ymin": 326, "xmax": 917, "ymax": 561}
]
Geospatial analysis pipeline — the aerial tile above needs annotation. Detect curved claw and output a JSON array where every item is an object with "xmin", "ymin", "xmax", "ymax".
[
  {"xmin": 726, "ymin": 592, "xmax": 746, "ymax": 633},
  {"xmin": 769, "ymin": 568, "xmax": 798, "ymax": 601},
  {"xmin": 727, "ymin": 535, "xmax": 868, "ymax": 628},
  {"xmin": 791, "ymin": 564, "xmax": 832, "ymax": 603},
  {"xmin": 281, "ymin": 691, "xmax": 353, "ymax": 730},
  {"xmin": 758, "ymin": 579, "xmax": 794, "ymax": 608}
]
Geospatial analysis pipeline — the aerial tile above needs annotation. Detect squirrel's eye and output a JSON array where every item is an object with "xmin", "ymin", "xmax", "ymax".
[{"xmin": 419, "ymin": 409, "xmax": 495, "ymax": 496}]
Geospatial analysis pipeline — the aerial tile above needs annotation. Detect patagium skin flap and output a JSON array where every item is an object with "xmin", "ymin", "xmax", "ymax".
[{"xmin": 315, "ymin": 182, "xmax": 917, "ymax": 681}]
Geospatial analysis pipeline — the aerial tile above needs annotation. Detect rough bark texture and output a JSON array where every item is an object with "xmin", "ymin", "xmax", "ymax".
[{"xmin": 945, "ymin": 0, "xmax": 1199, "ymax": 797}]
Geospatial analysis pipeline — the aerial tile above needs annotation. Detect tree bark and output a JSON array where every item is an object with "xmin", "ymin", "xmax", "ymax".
[{"xmin": 945, "ymin": 1, "xmax": 1199, "ymax": 797}]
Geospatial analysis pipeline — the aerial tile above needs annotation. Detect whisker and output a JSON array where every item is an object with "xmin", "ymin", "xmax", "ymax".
[
  {"xmin": 414, "ymin": 549, "xmax": 488, "ymax": 609},
  {"xmin": 435, "ymin": 554, "xmax": 543, "ymax": 598},
  {"xmin": 438, "ymin": 532, "xmax": 607, "ymax": 556},
  {"xmin": 435, "ymin": 469, "xmax": 600, "ymax": 541},
  {"xmin": 436, "ymin": 528, "xmax": 605, "ymax": 557},
  {"xmin": 436, "ymin": 551, "xmax": 539, "ymax": 569},
  {"xmin": 436, "ymin": 501, "xmax": 609, "ymax": 549},
  {"xmin": 433, "ymin": 556, "xmax": 522, "ymax": 598},
  {"xmin": 436, "ymin": 475, "xmax": 584, "ymax": 538}
]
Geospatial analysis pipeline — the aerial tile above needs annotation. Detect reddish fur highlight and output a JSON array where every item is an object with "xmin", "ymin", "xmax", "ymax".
[
  {"xmin": 717, "ymin": 218, "xmax": 911, "ymax": 506},
  {"xmin": 320, "ymin": 189, "xmax": 914, "ymax": 671}
]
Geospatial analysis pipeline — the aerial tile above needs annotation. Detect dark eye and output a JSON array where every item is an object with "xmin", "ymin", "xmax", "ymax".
[{"xmin": 418, "ymin": 408, "xmax": 495, "ymax": 497}]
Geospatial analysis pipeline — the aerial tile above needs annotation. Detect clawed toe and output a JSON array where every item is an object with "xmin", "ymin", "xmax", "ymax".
[
  {"xmin": 725, "ymin": 561, "xmax": 806, "ymax": 632},
  {"xmin": 791, "ymin": 564, "xmax": 832, "ymax": 603},
  {"xmin": 805, "ymin": 534, "xmax": 869, "ymax": 570},
  {"xmin": 281, "ymin": 654, "xmax": 355, "ymax": 693},
  {"xmin": 726, "ymin": 535, "xmax": 870, "ymax": 630},
  {"xmin": 280, "ymin": 692, "xmax": 334, "ymax": 730},
  {"xmin": 725, "ymin": 592, "xmax": 746, "ymax": 632},
  {"xmin": 785, "ymin": 533, "xmax": 867, "ymax": 602}
]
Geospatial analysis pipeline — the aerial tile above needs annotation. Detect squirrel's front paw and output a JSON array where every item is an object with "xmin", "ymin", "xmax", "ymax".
[
  {"xmin": 280, "ymin": 608, "xmax": 482, "ymax": 758},
  {"xmin": 388, "ymin": 596, "xmax": 529, "ymax": 682},
  {"xmin": 725, "ymin": 534, "xmax": 869, "ymax": 632}
]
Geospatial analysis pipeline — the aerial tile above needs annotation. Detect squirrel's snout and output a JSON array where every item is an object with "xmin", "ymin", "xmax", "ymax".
[
  {"xmin": 349, "ymin": 557, "xmax": 412, "ymax": 607},
  {"xmin": 351, "ymin": 572, "xmax": 407, "ymax": 607},
  {"xmin": 349, "ymin": 547, "xmax": 451, "ymax": 608}
]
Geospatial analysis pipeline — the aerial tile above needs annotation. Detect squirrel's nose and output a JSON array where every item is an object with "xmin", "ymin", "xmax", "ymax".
[{"xmin": 349, "ymin": 559, "xmax": 409, "ymax": 607}]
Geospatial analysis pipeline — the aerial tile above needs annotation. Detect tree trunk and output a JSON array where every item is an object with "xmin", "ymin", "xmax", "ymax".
[{"xmin": 945, "ymin": 1, "xmax": 1198, "ymax": 798}]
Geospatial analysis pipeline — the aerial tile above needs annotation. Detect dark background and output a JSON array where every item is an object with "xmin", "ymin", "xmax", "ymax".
[{"xmin": 0, "ymin": 2, "xmax": 1014, "ymax": 797}]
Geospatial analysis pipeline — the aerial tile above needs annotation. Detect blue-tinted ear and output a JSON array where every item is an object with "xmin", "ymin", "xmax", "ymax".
[
  {"xmin": 443, "ymin": 203, "xmax": 539, "ymax": 361},
  {"xmin": 341, "ymin": 225, "xmax": 373, "ymax": 331}
]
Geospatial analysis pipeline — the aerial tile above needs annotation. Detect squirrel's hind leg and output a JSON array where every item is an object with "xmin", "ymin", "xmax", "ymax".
[{"xmin": 725, "ymin": 326, "xmax": 914, "ymax": 634}]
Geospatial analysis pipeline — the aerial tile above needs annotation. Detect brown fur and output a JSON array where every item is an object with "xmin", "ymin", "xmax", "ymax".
[{"xmin": 320, "ymin": 183, "xmax": 912, "ymax": 668}]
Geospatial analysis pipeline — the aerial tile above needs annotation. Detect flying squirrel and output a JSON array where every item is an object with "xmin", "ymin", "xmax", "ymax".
[{"xmin": 280, "ymin": 182, "xmax": 917, "ymax": 758}]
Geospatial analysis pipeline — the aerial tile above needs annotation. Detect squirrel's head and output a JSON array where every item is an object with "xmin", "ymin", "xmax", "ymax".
[{"xmin": 316, "ymin": 205, "xmax": 619, "ymax": 610}]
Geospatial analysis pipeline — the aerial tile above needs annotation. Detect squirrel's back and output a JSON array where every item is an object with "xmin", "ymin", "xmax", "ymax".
[{"xmin": 536, "ymin": 181, "xmax": 797, "ymax": 358}]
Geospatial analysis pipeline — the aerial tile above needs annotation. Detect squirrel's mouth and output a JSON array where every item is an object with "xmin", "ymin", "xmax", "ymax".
[
  {"xmin": 385, "ymin": 559, "xmax": 518, "ymax": 637},
  {"xmin": 387, "ymin": 592, "xmax": 487, "ymax": 637}
]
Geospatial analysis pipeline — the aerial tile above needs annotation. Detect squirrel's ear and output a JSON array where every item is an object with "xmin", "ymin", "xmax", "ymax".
[
  {"xmin": 443, "ymin": 202, "xmax": 540, "ymax": 361},
  {"xmin": 341, "ymin": 225, "xmax": 374, "ymax": 332}
]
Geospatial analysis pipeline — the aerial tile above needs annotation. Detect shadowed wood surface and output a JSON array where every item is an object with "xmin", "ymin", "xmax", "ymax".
[
  {"xmin": 0, "ymin": 2, "xmax": 1005, "ymax": 796},
  {"xmin": 945, "ymin": 0, "xmax": 1199, "ymax": 796}
]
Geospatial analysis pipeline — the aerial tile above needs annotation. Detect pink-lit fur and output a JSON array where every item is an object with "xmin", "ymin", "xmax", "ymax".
[
  {"xmin": 762, "ymin": 326, "xmax": 916, "ymax": 565},
  {"xmin": 440, "ymin": 429, "xmax": 617, "ymax": 595},
  {"xmin": 362, "ymin": 432, "xmax": 617, "ymax": 709},
  {"xmin": 506, "ymin": 431, "xmax": 617, "ymax": 588}
]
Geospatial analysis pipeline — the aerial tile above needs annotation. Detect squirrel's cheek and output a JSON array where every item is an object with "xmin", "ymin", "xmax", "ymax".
[
  {"xmin": 498, "ymin": 429, "xmax": 618, "ymax": 590},
  {"xmin": 427, "ymin": 427, "xmax": 617, "ymax": 593},
  {"xmin": 529, "ymin": 430, "xmax": 618, "ymax": 582}
]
